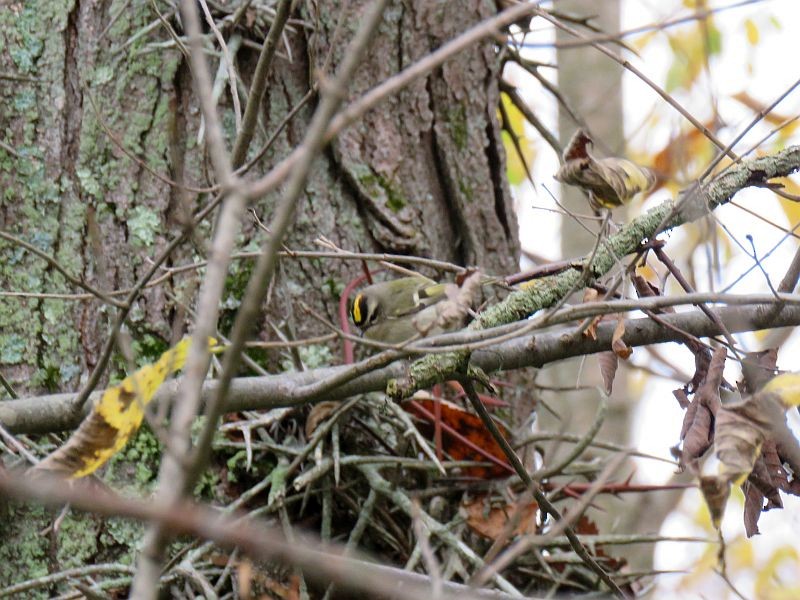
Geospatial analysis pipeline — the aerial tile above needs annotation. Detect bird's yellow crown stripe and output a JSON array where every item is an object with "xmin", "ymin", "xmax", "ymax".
[{"xmin": 352, "ymin": 293, "xmax": 364, "ymax": 324}]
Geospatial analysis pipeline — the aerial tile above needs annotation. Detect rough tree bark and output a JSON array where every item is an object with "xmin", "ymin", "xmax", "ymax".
[{"xmin": 0, "ymin": 0, "xmax": 518, "ymax": 586}]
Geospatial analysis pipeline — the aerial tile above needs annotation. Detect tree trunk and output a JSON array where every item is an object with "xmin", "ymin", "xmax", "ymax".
[
  {"xmin": 544, "ymin": 0, "xmax": 645, "ymax": 559},
  {"xmin": 0, "ymin": 0, "xmax": 518, "ymax": 586},
  {"xmin": 550, "ymin": 0, "xmax": 673, "ymax": 572}
]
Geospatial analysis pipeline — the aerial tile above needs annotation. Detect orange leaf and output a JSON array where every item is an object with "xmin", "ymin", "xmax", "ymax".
[
  {"xmin": 611, "ymin": 318, "xmax": 632, "ymax": 359},
  {"xmin": 582, "ymin": 288, "xmax": 601, "ymax": 340},
  {"xmin": 405, "ymin": 397, "xmax": 511, "ymax": 478},
  {"xmin": 731, "ymin": 91, "xmax": 797, "ymax": 130},
  {"xmin": 305, "ymin": 401, "xmax": 340, "ymax": 438},
  {"xmin": 652, "ymin": 120, "xmax": 717, "ymax": 185}
]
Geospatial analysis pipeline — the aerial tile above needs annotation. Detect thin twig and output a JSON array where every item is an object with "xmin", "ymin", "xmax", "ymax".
[{"xmin": 460, "ymin": 381, "xmax": 627, "ymax": 598}]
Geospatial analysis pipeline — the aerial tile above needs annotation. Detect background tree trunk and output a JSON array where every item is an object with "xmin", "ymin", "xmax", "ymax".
[
  {"xmin": 547, "ymin": 0, "xmax": 680, "ymax": 572},
  {"xmin": 544, "ymin": 0, "xmax": 647, "ymax": 563},
  {"xmin": 0, "ymin": 0, "xmax": 519, "ymax": 583}
]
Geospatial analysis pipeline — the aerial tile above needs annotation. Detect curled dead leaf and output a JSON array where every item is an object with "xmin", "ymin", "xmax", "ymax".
[
  {"xmin": 611, "ymin": 318, "xmax": 632, "ymax": 359},
  {"xmin": 676, "ymin": 348, "xmax": 726, "ymax": 472},
  {"xmin": 555, "ymin": 130, "xmax": 655, "ymax": 210},
  {"xmin": 582, "ymin": 288, "xmax": 601, "ymax": 340},
  {"xmin": 676, "ymin": 348, "xmax": 800, "ymax": 536},
  {"xmin": 739, "ymin": 349, "xmax": 778, "ymax": 394},
  {"xmin": 430, "ymin": 271, "xmax": 483, "ymax": 332},
  {"xmin": 597, "ymin": 352, "xmax": 618, "ymax": 395},
  {"xmin": 700, "ymin": 475, "xmax": 730, "ymax": 529},
  {"xmin": 714, "ymin": 395, "xmax": 772, "ymax": 485}
]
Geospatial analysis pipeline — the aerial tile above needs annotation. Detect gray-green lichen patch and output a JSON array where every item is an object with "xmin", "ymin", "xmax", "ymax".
[
  {"xmin": 0, "ymin": 333, "xmax": 27, "ymax": 365},
  {"xmin": 127, "ymin": 206, "xmax": 161, "ymax": 247},
  {"xmin": 280, "ymin": 344, "xmax": 333, "ymax": 372},
  {"xmin": 0, "ymin": 503, "xmax": 50, "ymax": 592},
  {"xmin": 355, "ymin": 166, "xmax": 409, "ymax": 213},
  {"xmin": 447, "ymin": 104, "xmax": 468, "ymax": 151}
]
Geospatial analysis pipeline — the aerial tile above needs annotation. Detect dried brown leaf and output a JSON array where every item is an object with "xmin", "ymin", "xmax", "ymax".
[
  {"xmin": 462, "ymin": 495, "xmax": 539, "ymax": 540},
  {"xmin": 689, "ymin": 348, "xmax": 712, "ymax": 391},
  {"xmin": 632, "ymin": 274, "xmax": 675, "ymax": 313},
  {"xmin": 305, "ymin": 401, "xmax": 341, "ymax": 438},
  {"xmin": 611, "ymin": 318, "xmax": 632, "ymax": 359},
  {"xmin": 554, "ymin": 130, "xmax": 656, "ymax": 209},
  {"xmin": 676, "ymin": 350, "xmax": 726, "ymax": 471},
  {"xmin": 739, "ymin": 349, "xmax": 778, "ymax": 394},
  {"xmin": 582, "ymin": 288, "xmax": 601, "ymax": 339},
  {"xmin": 764, "ymin": 438, "xmax": 789, "ymax": 479},
  {"xmin": 700, "ymin": 475, "xmax": 730, "ymax": 529},
  {"xmin": 455, "ymin": 267, "xmax": 480, "ymax": 287},
  {"xmin": 632, "ymin": 273, "xmax": 659, "ymax": 298},
  {"xmin": 753, "ymin": 441, "xmax": 785, "ymax": 496},
  {"xmin": 743, "ymin": 480, "xmax": 765, "ymax": 537},
  {"xmin": 715, "ymin": 393, "xmax": 774, "ymax": 485},
  {"xmin": 597, "ymin": 352, "xmax": 618, "ymax": 395},
  {"xmin": 237, "ymin": 559, "xmax": 253, "ymax": 600},
  {"xmin": 573, "ymin": 516, "xmax": 628, "ymax": 572},
  {"xmin": 562, "ymin": 129, "xmax": 592, "ymax": 161},
  {"xmin": 673, "ymin": 388, "xmax": 690, "ymax": 410},
  {"xmin": 696, "ymin": 347, "xmax": 727, "ymax": 413},
  {"xmin": 679, "ymin": 400, "xmax": 713, "ymax": 472},
  {"xmin": 419, "ymin": 272, "xmax": 482, "ymax": 335}
]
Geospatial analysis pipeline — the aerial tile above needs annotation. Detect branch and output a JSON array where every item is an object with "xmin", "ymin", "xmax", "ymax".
[
  {"xmin": 0, "ymin": 470, "xmax": 509, "ymax": 600},
  {"xmin": 8, "ymin": 301, "xmax": 800, "ymax": 435},
  {"xmin": 389, "ymin": 145, "xmax": 800, "ymax": 397},
  {"xmin": 134, "ymin": 0, "xmax": 393, "ymax": 594}
]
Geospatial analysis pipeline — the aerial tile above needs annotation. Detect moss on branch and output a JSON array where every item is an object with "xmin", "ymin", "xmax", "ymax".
[{"xmin": 389, "ymin": 145, "xmax": 800, "ymax": 398}]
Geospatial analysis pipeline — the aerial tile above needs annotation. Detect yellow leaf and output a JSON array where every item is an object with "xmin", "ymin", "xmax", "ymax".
[
  {"xmin": 677, "ymin": 539, "xmax": 719, "ymax": 591},
  {"xmin": 499, "ymin": 92, "xmax": 535, "ymax": 186},
  {"xmin": 665, "ymin": 27, "xmax": 706, "ymax": 92},
  {"xmin": 744, "ymin": 18, "xmax": 760, "ymax": 45},
  {"xmin": 692, "ymin": 491, "xmax": 715, "ymax": 531},
  {"xmin": 36, "ymin": 337, "xmax": 221, "ymax": 478},
  {"xmin": 728, "ymin": 537, "xmax": 755, "ymax": 569},
  {"xmin": 755, "ymin": 546, "xmax": 800, "ymax": 599},
  {"xmin": 632, "ymin": 30, "xmax": 658, "ymax": 52},
  {"xmin": 634, "ymin": 264, "xmax": 658, "ymax": 283},
  {"xmin": 776, "ymin": 177, "xmax": 800, "ymax": 226},
  {"xmin": 500, "ymin": 92, "xmax": 526, "ymax": 138},
  {"xmin": 761, "ymin": 371, "xmax": 800, "ymax": 407}
]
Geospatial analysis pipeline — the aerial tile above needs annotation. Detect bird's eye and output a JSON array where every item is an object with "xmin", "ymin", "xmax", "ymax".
[{"xmin": 366, "ymin": 304, "xmax": 380, "ymax": 324}]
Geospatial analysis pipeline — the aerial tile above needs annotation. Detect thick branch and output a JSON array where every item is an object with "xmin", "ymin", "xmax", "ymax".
[
  {"xmin": 8, "ymin": 302, "xmax": 800, "ymax": 435},
  {"xmin": 389, "ymin": 145, "xmax": 800, "ymax": 397}
]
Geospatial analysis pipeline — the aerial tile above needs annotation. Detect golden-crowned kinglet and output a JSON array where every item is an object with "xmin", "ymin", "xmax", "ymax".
[{"xmin": 349, "ymin": 276, "xmax": 449, "ymax": 344}]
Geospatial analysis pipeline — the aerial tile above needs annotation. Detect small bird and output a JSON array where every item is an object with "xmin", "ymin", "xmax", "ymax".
[
  {"xmin": 350, "ymin": 276, "xmax": 447, "ymax": 344},
  {"xmin": 554, "ymin": 129, "xmax": 656, "ymax": 211},
  {"xmin": 350, "ymin": 274, "xmax": 483, "ymax": 344}
]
